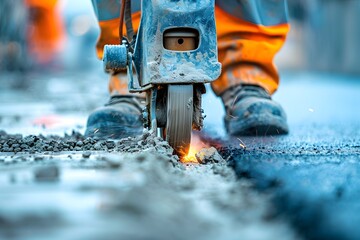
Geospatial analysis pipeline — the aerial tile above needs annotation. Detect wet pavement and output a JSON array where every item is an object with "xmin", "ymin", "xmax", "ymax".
[{"xmin": 0, "ymin": 70, "xmax": 360, "ymax": 239}]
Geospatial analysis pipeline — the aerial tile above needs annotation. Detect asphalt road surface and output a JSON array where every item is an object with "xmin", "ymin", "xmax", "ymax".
[{"xmin": 214, "ymin": 72, "xmax": 360, "ymax": 240}]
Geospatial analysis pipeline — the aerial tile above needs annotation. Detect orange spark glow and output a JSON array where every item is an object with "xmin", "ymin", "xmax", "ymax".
[{"xmin": 181, "ymin": 133, "xmax": 210, "ymax": 163}]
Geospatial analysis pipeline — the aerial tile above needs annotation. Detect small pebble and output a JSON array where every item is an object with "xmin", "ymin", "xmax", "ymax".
[
  {"xmin": 82, "ymin": 151, "xmax": 91, "ymax": 158},
  {"xmin": 34, "ymin": 165, "xmax": 60, "ymax": 182}
]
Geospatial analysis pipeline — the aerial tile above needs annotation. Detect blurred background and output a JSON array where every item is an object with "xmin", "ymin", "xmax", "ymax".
[
  {"xmin": 0, "ymin": 0, "xmax": 99, "ymax": 73},
  {"xmin": 0, "ymin": 0, "xmax": 359, "ymax": 135},
  {"xmin": 278, "ymin": 0, "xmax": 360, "ymax": 74}
]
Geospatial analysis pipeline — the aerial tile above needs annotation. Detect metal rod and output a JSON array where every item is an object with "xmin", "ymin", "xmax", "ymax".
[
  {"xmin": 150, "ymin": 88, "xmax": 158, "ymax": 134},
  {"xmin": 127, "ymin": 53, "xmax": 153, "ymax": 93},
  {"xmin": 125, "ymin": 0, "xmax": 134, "ymax": 42},
  {"xmin": 118, "ymin": 0, "xmax": 126, "ymax": 43}
]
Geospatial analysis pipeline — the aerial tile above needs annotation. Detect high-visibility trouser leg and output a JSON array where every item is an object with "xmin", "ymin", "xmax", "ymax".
[
  {"xmin": 92, "ymin": 0, "xmax": 141, "ymax": 94},
  {"xmin": 213, "ymin": 0, "xmax": 290, "ymax": 96}
]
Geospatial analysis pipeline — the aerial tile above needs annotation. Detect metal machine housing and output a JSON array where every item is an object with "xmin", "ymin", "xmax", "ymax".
[{"xmin": 132, "ymin": 0, "xmax": 221, "ymax": 88}]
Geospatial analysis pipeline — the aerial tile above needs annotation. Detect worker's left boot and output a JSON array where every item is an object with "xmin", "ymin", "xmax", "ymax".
[
  {"xmin": 85, "ymin": 95, "xmax": 144, "ymax": 139},
  {"xmin": 221, "ymin": 84, "xmax": 289, "ymax": 136}
]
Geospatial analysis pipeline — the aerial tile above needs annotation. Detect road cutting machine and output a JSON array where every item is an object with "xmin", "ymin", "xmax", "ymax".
[{"xmin": 103, "ymin": 0, "xmax": 221, "ymax": 157}]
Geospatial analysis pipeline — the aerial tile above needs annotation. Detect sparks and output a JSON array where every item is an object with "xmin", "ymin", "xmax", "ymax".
[
  {"xmin": 182, "ymin": 146, "xmax": 200, "ymax": 163},
  {"xmin": 181, "ymin": 133, "xmax": 210, "ymax": 164},
  {"xmin": 237, "ymin": 138, "xmax": 247, "ymax": 149}
]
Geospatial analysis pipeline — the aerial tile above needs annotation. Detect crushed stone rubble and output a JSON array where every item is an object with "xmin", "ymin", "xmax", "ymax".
[
  {"xmin": 0, "ymin": 129, "xmax": 175, "ymax": 156},
  {"xmin": 195, "ymin": 146, "xmax": 224, "ymax": 164}
]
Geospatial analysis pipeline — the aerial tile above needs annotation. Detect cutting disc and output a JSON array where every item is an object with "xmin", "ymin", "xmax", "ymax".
[{"xmin": 165, "ymin": 85, "xmax": 193, "ymax": 157}]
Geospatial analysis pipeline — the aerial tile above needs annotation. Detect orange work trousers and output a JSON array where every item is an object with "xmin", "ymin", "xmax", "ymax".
[{"xmin": 92, "ymin": 0, "xmax": 289, "ymax": 96}]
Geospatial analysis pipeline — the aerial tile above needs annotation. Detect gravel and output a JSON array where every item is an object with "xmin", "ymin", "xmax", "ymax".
[
  {"xmin": 196, "ymin": 146, "xmax": 224, "ymax": 164},
  {"xmin": 0, "ymin": 129, "xmax": 175, "ymax": 157}
]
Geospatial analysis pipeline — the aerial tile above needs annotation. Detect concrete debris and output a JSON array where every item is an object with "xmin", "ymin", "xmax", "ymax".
[
  {"xmin": 82, "ymin": 151, "xmax": 91, "ymax": 158},
  {"xmin": 196, "ymin": 147, "xmax": 224, "ymax": 164},
  {"xmin": 0, "ymin": 129, "xmax": 174, "ymax": 156},
  {"xmin": 0, "ymin": 128, "xmax": 296, "ymax": 240}
]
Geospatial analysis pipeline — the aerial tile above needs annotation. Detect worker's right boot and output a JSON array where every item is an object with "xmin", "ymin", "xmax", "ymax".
[
  {"xmin": 221, "ymin": 84, "xmax": 289, "ymax": 136},
  {"xmin": 85, "ymin": 95, "xmax": 144, "ymax": 139}
]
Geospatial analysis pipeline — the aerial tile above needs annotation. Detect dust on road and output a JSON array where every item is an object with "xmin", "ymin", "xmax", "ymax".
[{"xmin": 0, "ymin": 130, "xmax": 299, "ymax": 240}]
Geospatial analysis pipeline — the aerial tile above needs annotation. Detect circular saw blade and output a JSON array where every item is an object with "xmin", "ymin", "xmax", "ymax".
[{"xmin": 165, "ymin": 85, "xmax": 193, "ymax": 157}]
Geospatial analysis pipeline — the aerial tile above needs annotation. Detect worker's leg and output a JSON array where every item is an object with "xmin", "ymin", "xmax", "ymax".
[
  {"xmin": 213, "ymin": 0, "xmax": 289, "ymax": 95},
  {"xmin": 26, "ymin": 0, "xmax": 64, "ymax": 65},
  {"xmin": 86, "ymin": 0, "xmax": 143, "ymax": 139},
  {"xmin": 91, "ymin": 0, "xmax": 141, "ymax": 95},
  {"xmin": 214, "ymin": 0, "xmax": 290, "ymax": 135}
]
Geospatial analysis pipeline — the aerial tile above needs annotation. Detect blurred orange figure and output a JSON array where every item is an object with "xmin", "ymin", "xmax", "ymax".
[{"xmin": 25, "ymin": 0, "xmax": 65, "ymax": 65}]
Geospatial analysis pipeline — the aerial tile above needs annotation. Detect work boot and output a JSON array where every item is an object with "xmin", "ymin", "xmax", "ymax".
[
  {"xmin": 85, "ymin": 95, "xmax": 144, "ymax": 139},
  {"xmin": 221, "ymin": 84, "xmax": 288, "ymax": 136}
]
